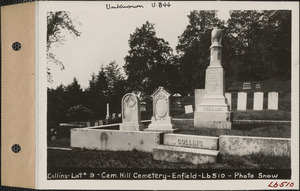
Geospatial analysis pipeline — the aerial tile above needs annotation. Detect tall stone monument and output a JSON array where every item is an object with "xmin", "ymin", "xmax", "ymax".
[
  {"xmin": 194, "ymin": 28, "xmax": 232, "ymax": 129},
  {"xmin": 120, "ymin": 93, "xmax": 144, "ymax": 131},
  {"xmin": 146, "ymin": 87, "xmax": 176, "ymax": 132}
]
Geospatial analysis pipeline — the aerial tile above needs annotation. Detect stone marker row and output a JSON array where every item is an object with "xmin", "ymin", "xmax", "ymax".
[
  {"xmin": 235, "ymin": 92, "xmax": 278, "ymax": 111},
  {"xmin": 120, "ymin": 86, "xmax": 176, "ymax": 132},
  {"xmin": 195, "ymin": 91, "xmax": 279, "ymax": 111}
]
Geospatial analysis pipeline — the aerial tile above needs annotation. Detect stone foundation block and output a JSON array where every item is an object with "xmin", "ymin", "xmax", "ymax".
[
  {"xmin": 194, "ymin": 111, "xmax": 232, "ymax": 129},
  {"xmin": 219, "ymin": 135, "xmax": 291, "ymax": 157},
  {"xmin": 71, "ymin": 128, "xmax": 162, "ymax": 152},
  {"xmin": 153, "ymin": 145, "xmax": 219, "ymax": 165},
  {"xmin": 164, "ymin": 134, "xmax": 219, "ymax": 150}
]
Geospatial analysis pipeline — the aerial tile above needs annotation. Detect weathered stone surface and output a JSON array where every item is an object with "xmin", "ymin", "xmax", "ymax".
[
  {"xmin": 164, "ymin": 134, "xmax": 218, "ymax": 150},
  {"xmin": 219, "ymin": 135, "xmax": 291, "ymax": 157},
  {"xmin": 194, "ymin": 111, "xmax": 232, "ymax": 129},
  {"xmin": 184, "ymin": 105, "xmax": 193, "ymax": 114},
  {"xmin": 225, "ymin": 93, "xmax": 232, "ymax": 110},
  {"xmin": 237, "ymin": 92, "xmax": 247, "ymax": 110},
  {"xmin": 71, "ymin": 128, "xmax": 162, "ymax": 152},
  {"xmin": 120, "ymin": 93, "xmax": 144, "ymax": 131},
  {"xmin": 253, "ymin": 92, "xmax": 263, "ymax": 110},
  {"xmin": 153, "ymin": 145, "xmax": 219, "ymax": 165},
  {"xmin": 268, "ymin": 92, "xmax": 278, "ymax": 110},
  {"xmin": 147, "ymin": 87, "xmax": 176, "ymax": 132},
  {"xmin": 194, "ymin": 89, "xmax": 206, "ymax": 111}
]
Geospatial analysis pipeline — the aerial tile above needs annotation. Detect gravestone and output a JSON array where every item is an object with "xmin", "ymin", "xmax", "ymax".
[
  {"xmin": 225, "ymin": 93, "xmax": 232, "ymax": 111},
  {"xmin": 237, "ymin": 92, "xmax": 247, "ymax": 110},
  {"xmin": 243, "ymin": 82, "xmax": 251, "ymax": 90},
  {"xmin": 185, "ymin": 105, "xmax": 193, "ymax": 114},
  {"xmin": 87, "ymin": 121, "xmax": 91, "ymax": 127},
  {"xmin": 106, "ymin": 103, "xmax": 110, "ymax": 119},
  {"xmin": 112, "ymin": 113, "xmax": 116, "ymax": 119},
  {"xmin": 118, "ymin": 113, "xmax": 122, "ymax": 118},
  {"xmin": 268, "ymin": 92, "xmax": 278, "ymax": 110},
  {"xmin": 146, "ymin": 87, "xmax": 176, "ymax": 132},
  {"xmin": 253, "ymin": 92, "xmax": 263, "ymax": 110},
  {"xmin": 119, "ymin": 93, "xmax": 144, "ymax": 131},
  {"xmin": 194, "ymin": 89, "xmax": 206, "ymax": 112},
  {"xmin": 95, "ymin": 120, "xmax": 99, "ymax": 126},
  {"xmin": 98, "ymin": 120, "xmax": 104, "ymax": 126},
  {"xmin": 140, "ymin": 102, "xmax": 147, "ymax": 111},
  {"xmin": 172, "ymin": 93, "xmax": 182, "ymax": 108},
  {"xmin": 194, "ymin": 28, "xmax": 232, "ymax": 129},
  {"xmin": 255, "ymin": 83, "xmax": 261, "ymax": 89}
]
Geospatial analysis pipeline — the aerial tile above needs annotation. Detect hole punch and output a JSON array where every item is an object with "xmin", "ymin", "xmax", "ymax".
[
  {"xmin": 11, "ymin": 144, "xmax": 21, "ymax": 153},
  {"xmin": 12, "ymin": 42, "xmax": 21, "ymax": 51}
]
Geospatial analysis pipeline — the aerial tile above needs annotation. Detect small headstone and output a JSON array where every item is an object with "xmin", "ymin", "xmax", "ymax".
[
  {"xmin": 146, "ymin": 87, "xmax": 176, "ymax": 132},
  {"xmin": 98, "ymin": 120, "xmax": 104, "ymax": 126},
  {"xmin": 242, "ymin": 82, "xmax": 251, "ymax": 90},
  {"xmin": 172, "ymin": 93, "xmax": 182, "ymax": 105},
  {"xmin": 118, "ymin": 113, "xmax": 122, "ymax": 118},
  {"xmin": 225, "ymin": 93, "xmax": 232, "ymax": 111},
  {"xmin": 112, "ymin": 113, "xmax": 116, "ymax": 119},
  {"xmin": 268, "ymin": 92, "xmax": 278, "ymax": 110},
  {"xmin": 87, "ymin": 121, "xmax": 91, "ymax": 127},
  {"xmin": 120, "ymin": 93, "xmax": 144, "ymax": 131},
  {"xmin": 194, "ymin": 89, "xmax": 206, "ymax": 112},
  {"xmin": 51, "ymin": 136, "xmax": 56, "ymax": 141},
  {"xmin": 184, "ymin": 105, "xmax": 193, "ymax": 114},
  {"xmin": 255, "ymin": 84, "xmax": 261, "ymax": 89},
  {"xmin": 253, "ymin": 92, "xmax": 263, "ymax": 110},
  {"xmin": 95, "ymin": 120, "xmax": 99, "ymax": 126},
  {"xmin": 140, "ymin": 102, "xmax": 147, "ymax": 111},
  {"xmin": 237, "ymin": 92, "xmax": 247, "ymax": 110}
]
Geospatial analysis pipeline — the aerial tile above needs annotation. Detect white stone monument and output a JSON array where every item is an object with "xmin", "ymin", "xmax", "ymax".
[
  {"xmin": 225, "ymin": 93, "xmax": 232, "ymax": 111},
  {"xmin": 268, "ymin": 92, "xmax": 278, "ymax": 110},
  {"xmin": 194, "ymin": 28, "xmax": 232, "ymax": 129},
  {"xmin": 119, "ymin": 93, "xmax": 144, "ymax": 131},
  {"xmin": 253, "ymin": 92, "xmax": 263, "ymax": 110},
  {"xmin": 237, "ymin": 92, "xmax": 247, "ymax": 110},
  {"xmin": 194, "ymin": 89, "xmax": 206, "ymax": 112},
  {"xmin": 146, "ymin": 87, "xmax": 176, "ymax": 132},
  {"xmin": 184, "ymin": 105, "xmax": 193, "ymax": 114}
]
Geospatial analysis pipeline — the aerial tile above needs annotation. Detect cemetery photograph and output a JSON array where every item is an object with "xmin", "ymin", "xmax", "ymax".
[{"xmin": 46, "ymin": 6, "xmax": 294, "ymax": 178}]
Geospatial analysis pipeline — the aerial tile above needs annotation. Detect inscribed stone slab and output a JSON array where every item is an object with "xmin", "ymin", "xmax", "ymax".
[{"xmin": 237, "ymin": 92, "xmax": 247, "ymax": 110}]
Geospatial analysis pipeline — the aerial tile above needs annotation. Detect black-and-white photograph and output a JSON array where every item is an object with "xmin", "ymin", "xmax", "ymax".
[{"xmin": 44, "ymin": 2, "xmax": 296, "ymax": 188}]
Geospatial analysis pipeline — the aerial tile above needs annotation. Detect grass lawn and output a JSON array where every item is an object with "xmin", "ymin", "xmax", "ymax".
[
  {"xmin": 172, "ymin": 121, "xmax": 291, "ymax": 138},
  {"xmin": 173, "ymin": 110, "xmax": 291, "ymax": 121},
  {"xmin": 47, "ymin": 149, "xmax": 290, "ymax": 169}
]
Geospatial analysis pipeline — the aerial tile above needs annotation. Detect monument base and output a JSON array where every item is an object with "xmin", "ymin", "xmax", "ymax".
[
  {"xmin": 194, "ymin": 111, "xmax": 232, "ymax": 129},
  {"xmin": 145, "ymin": 117, "xmax": 177, "ymax": 133},
  {"xmin": 144, "ymin": 127, "xmax": 178, "ymax": 133},
  {"xmin": 119, "ymin": 123, "xmax": 144, "ymax": 131}
]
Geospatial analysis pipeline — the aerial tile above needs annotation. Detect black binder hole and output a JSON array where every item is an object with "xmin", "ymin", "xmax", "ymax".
[
  {"xmin": 12, "ymin": 42, "xmax": 21, "ymax": 51},
  {"xmin": 11, "ymin": 144, "xmax": 21, "ymax": 153}
]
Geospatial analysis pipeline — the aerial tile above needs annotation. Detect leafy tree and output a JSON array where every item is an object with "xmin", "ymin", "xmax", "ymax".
[
  {"xmin": 47, "ymin": 11, "xmax": 81, "ymax": 82},
  {"xmin": 104, "ymin": 61, "xmax": 126, "ymax": 113},
  {"xmin": 176, "ymin": 11, "xmax": 224, "ymax": 94},
  {"xmin": 47, "ymin": 84, "xmax": 68, "ymax": 131},
  {"xmin": 124, "ymin": 21, "xmax": 177, "ymax": 97},
  {"xmin": 67, "ymin": 104, "xmax": 95, "ymax": 122},
  {"xmin": 227, "ymin": 10, "xmax": 291, "ymax": 81}
]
